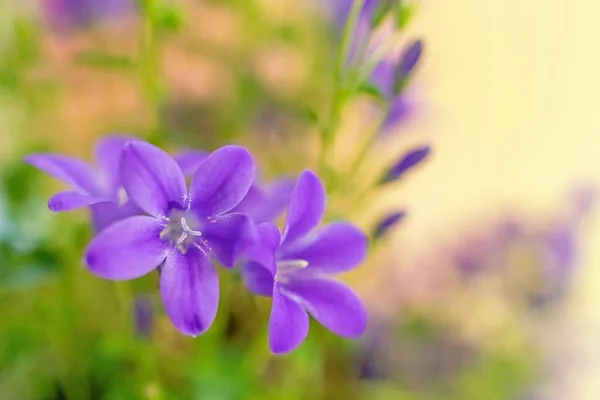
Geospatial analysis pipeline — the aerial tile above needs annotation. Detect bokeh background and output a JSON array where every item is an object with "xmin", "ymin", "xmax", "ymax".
[{"xmin": 1, "ymin": 0, "xmax": 599, "ymax": 399}]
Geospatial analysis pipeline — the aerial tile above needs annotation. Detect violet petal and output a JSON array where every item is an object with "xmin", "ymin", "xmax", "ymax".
[
  {"xmin": 121, "ymin": 141, "xmax": 187, "ymax": 218},
  {"xmin": 25, "ymin": 154, "xmax": 100, "ymax": 195},
  {"xmin": 89, "ymin": 200, "xmax": 142, "ymax": 232},
  {"xmin": 174, "ymin": 149, "xmax": 209, "ymax": 177},
  {"xmin": 241, "ymin": 261, "xmax": 275, "ymax": 296},
  {"xmin": 160, "ymin": 247, "xmax": 219, "ymax": 336},
  {"xmin": 85, "ymin": 216, "xmax": 169, "ymax": 280},
  {"xmin": 48, "ymin": 190, "xmax": 110, "ymax": 212},
  {"xmin": 282, "ymin": 222, "xmax": 368, "ymax": 274},
  {"xmin": 94, "ymin": 135, "xmax": 136, "ymax": 195},
  {"xmin": 269, "ymin": 282, "xmax": 309, "ymax": 354},
  {"xmin": 189, "ymin": 146, "xmax": 255, "ymax": 217},
  {"xmin": 201, "ymin": 213, "xmax": 255, "ymax": 268},
  {"xmin": 284, "ymin": 278, "xmax": 367, "ymax": 338},
  {"xmin": 282, "ymin": 170, "xmax": 326, "ymax": 244}
]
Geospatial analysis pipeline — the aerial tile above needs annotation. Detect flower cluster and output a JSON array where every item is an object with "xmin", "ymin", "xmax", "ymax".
[{"xmin": 26, "ymin": 137, "xmax": 368, "ymax": 353}]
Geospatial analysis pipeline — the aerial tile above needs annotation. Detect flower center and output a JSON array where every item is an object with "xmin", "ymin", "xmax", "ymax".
[
  {"xmin": 160, "ymin": 210, "xmax": 203, "ymax": 254},
  {"xmin": 275, "ymin": 259, "xmax": 308, "ymax": 284}
]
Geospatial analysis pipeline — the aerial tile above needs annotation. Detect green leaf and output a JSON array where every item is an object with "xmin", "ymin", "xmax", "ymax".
[
  {"xmin": 395, "ymin": 1, "xmax": 416, "ymax": 29},
  {"xmin": 357, "ymin": 82, "xmax": 388, "ymax": 103}
]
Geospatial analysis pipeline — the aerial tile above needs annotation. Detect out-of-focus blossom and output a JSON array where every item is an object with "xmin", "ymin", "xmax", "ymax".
[
  {"xmin": 448, "ymin": 187, "xmax": 596, "ymax": 307},
  {"xmin": 174, "ymin": 149, "xmax": 208, "ymax": 176},
  {"xmin": 134, "ymin": 296, "xmax": 154, "ymax": 339},
  {"xmin": 231, "ymin": 178, "xmax": 296, "ymax": 224},
  {"xmin": 25, "ymin": 136, "xmax": 141, "ymax": 231},
  {"xmin": 372, "ymin": 211, "xmax": 405, "ymax": 240},
  {"xmin": 41, "ymin": 0, "xmax": 136, "ymax": 31},
  {"xmin": 380, "ymin": 145, "xmax": 431, "ymax": 184},
  {"xmin": 371, "ymin": 40, "xmax": 424, "ymax": 132},
  {"xmin": 84, "ymin": 141, "xmax": 256, "ymax": 336},
  {"xmin": 241, "ymin": 170, "xmax": 368, "ymax": 354}
]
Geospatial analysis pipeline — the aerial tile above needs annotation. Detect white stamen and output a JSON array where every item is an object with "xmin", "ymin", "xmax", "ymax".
[
  {"xmin": 275, "ymin": 259, "xmax": 309, "ymax": 283},
  {"xmin": 181, "ymin": 217, "xmax": 202, "ymax": 236}
]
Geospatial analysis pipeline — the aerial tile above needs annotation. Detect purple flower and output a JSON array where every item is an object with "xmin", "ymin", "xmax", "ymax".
[
  {"xmin": 380, "ymin": 146, "xmax": 431, "ymax": 184},
  {"xmin": 371, "ymin": 40, "xmax": 423, "ymax": 96},
  {"xmin": 394, "ymin": 40, "xmax": 423, "ymax": 91},
  {"xmin": 241, "ymin": 170, "xmax": 368, "ymax": 354},
  {"xmin": 84, "ymin": 141, "xmax": 256, "ymax": 336},
  {"xmin": 42, "ymin": 0, "xmax": 136, "ymax": 31},
  {"xmin": 370, "ymin": 40, "xmax": 423, "ymax": 132},
  {"xmin": 373, "ymin": 211, "xmax": 406, "ymax": 239},
  {"xmin": 25, "ymin": 136, "xmax": 141, "ymax": 231},
  {"xmin": 133, "ymin": 296, "xmax": 154, "ymax": 339},
  {"xmin": 173, "ymin": 149, "xmax": 209, "ymax": 176}
]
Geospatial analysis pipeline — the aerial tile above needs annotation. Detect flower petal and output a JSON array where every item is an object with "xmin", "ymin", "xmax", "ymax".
[
  {"xmin": 232, "ymin": 177, "xmax": 296, "ymax": 224},
  {"xmin": 246, "ymin": 222, "xmax": 281, "ymax": 275},
  {"xmin": 201, "ymin": 213, "xmax": 256, "ymax": 267},
  {"xmin": 174, "ymin": 149, "xmax": 209, "ymax": 177},
  {"xmin": 284, "ymin": 278, "xmax": 367, "ymax": 338},
  {"xmin": 160, "ymin": 247, "xmax": 219, "ymax": 336},
  {"xmin": 269, "ymin": 282, "xmax": 309, "ymax": 354},
  {"xmin": 89, "ymin": 200, "xmax": 142, "ymax": 232},
  {"xmin": 94, "ymin": 135, "xmax": 136, "ymax": 195},
  {"xmin": 282, "ymin": 170, "xmax": 326, "ymax": 244},
  {"xmin": 85, "ymin": 216, "xmax": 169, "ymax": 280},
  {"xmin": 25, "ymin": 154, "xmax": 100, "ymax": 194},
  {"xmin": 189, "ymin": 145, "xmax": 255, "ymax": 217},
  {"xmin": 121, "ymin": 141, "xmax": 187, "ymax": 218},
  {"xmin": 241, "ymin": 261, "xmax": 274, "ymax": 296},
  {"xmin": 48, "ymin": 190, "xmax": 110, "ymax": 212},
  {"xmin": 282, "ymin": 222, "xmax": 368, "ymax": 274}
]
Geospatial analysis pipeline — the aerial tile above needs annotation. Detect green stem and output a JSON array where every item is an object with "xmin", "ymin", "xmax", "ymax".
[
  {"xmin": 140, "ymin": 0, "xmax": 165, "ymax": 146},
  {"xmin": 346, "ymin": 103, "xmax": 389, "ymax": 178},
  {"xmin": 319, "ymin": 0, "xmax": 366, "ymax": 176}
]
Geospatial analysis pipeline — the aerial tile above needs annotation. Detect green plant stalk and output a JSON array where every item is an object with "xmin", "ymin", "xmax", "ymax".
[
  {"xmin": 319, "ymin": 0, "xmax": 366, "ymax": 178},
  {"xmin": 140, "ymin": 0, "xmax": 166, "ymax": 146}
]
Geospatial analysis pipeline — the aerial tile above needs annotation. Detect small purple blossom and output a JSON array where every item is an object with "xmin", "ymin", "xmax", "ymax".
[
  {"xmin": 241, "ymin": 170, "xmax": 368, "ymax": 354},
  {"xmin": 25, "ymin": 136, "xmax": 141, "ymax": 231},
  {"xmin": 370, "ymin": 40, "xmax": 423, "ymax": 132},
  {"xmin": 380, "ymin": 146, "xmax": 431, "ymax": 184},
  {"xmin": 393, "ymin": 39, "xmax": 423, "ymax": 92},
  {"xmin": 42, "ymin": 0, "xmax": 136, "ymax": 31},
  {"xmin": 84, "ymin": 141, "xmax": 256, "ymax": 336},
  {"xmin": 373, "ymin": 211, "xmax": 406, "ymax": 239},
  {"xmin": 133, "ymin": 296, "xmax": 154, "ymax": 339}
]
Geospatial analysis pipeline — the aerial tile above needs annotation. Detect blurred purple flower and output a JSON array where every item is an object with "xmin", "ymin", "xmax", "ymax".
[
  {"xmin": 449, "ymin": 187, "xmax": 596, "ymax": 307},
  {"xmin": 380, "ymin": 146, "xmax": 431, "ymax": 184},
  {"xmin": 231, "ymin": 178, "xmax": 296, "ymax": 224},
  {"xmin": 173, "ymin": 149, "xmax": 209, "ymax": 176},
  {"xmin": 42, "ymin": 0, "xmax": 136, "ymax": 31},
  {"xmin": 241, "ymin": 170, "xmax": 368, "ymax": 354},
  {"xmin": 373, "ymin": 211, "xmax": 406, "ymax": 239},
  {"xmin": 134, "ymin": 296, "xmax": 154, "ymax": 339},
  {"xmin": 25, "ymin": 136, "xmax": 141, "ymax": 231},
  {"xmin": 84, "ymin": 141, "xmax": 256, "ymax": 336},
  {"xmin": 394, "ymin": 40, "xmax": 423, "ymax": 89}
]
